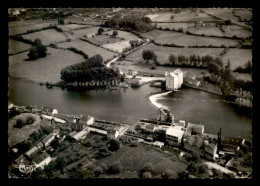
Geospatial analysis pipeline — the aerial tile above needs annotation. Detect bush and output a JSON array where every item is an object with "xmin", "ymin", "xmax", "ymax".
[
  {"xmin": 150, "ymin": 65, "xmax": 156, "ymax": 70},
  {"xmin": 107, "ymin": 161, "xmax": 122, "ymax": 174},
  {"xmin": 14, "ymin": 119, "xmax": 25, "ymax": 128},
  {"xmin": 108, "ymin": 139, "xmax": 120, "ymax": 151}
]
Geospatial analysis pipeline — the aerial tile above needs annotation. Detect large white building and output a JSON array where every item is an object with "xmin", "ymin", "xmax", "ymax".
[{"xmin": 165, "ymin": 69, "xmax": 183, "ymax": 91}]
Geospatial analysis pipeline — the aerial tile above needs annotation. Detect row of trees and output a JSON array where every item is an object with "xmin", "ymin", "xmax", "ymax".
[
  {"xmin": 233, "ymin": 60, "xmax": 252, "ymax": 73},
  {"xmin": 104, "ymin": 14, "xmax": 155, "ymax": 32},
  {"xmin": 60, "ymin": 55, "xmax": 121, "ymax": 83}
]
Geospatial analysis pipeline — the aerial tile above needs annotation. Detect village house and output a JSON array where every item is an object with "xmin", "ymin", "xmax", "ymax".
[
  {"xmin": 41, "ymin": 133, "xmax": 56, "ymax": 148},
  {"xmin": 183, "ymin": 136, "xmax": 204, "ymax": 156},
  {"xmin": 53, "ymin": 114, "xmax": 76, "ymax": 123},
  {"xmin": 79, "ymin": 114, "xmax": 94, "ymax": 126},
  {"xmin": 32, "ymin": 152, "xmax": 52, "ymax": 170},
  {"xmin": 41, "ymin": 114, "xmax": 66, "ymax": 125},
  {"xmin": 165, "ymin": 69, "xmax": 183, "ymax": 91},
  {"xmin": 204, "ymin": 140, "xmax": 218, "ymax": 160},
  {"xmin": 157, "ymin": 106, "xmax": 173, "ymax": 122},
  {"xmin": 185, "ymin": 78, "xmax": 201, "ymax": 87},
  {"xmin": 145, "ymin": 124, "xmax": 156, "ymax": 133},
  {"xmin": 185, "ymin": 123, "xmax": 205, "ymax": 136},
  {"xmin": 69, "ymin": 130, "xmax": 89, "ymax": 141},
  {"xmin": 41, "ymin": 107, "xmax": 58, "ymax": 115},
  {"xmin": 107, "ymin": 129, "xmax": 119, "ymax": 139},
  {"xmin": 166, "ymin": 126, "xmax": 185, "ymax": 146},
  {"xmin": 152, "ymin": 141, "xmax": 164, "ymax": 148},
  {"xmin": 24, "ymin": 146, "xmax": 39, "ymax": 159}
]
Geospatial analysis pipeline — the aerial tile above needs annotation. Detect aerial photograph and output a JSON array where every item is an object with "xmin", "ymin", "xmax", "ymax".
[{"xmin": 8, "ymin": 8, "xmax": 252, "ymax": 179}]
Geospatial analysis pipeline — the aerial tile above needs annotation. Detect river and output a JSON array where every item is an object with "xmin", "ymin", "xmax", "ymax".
[{"xmin": 8, "ymin": 78, "xmax": 252, "ymax": 139}]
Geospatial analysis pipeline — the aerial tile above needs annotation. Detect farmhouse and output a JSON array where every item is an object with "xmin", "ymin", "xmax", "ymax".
[
  {"xmin": 32, "ymin": 152, "xmax": 52, "ymax": 169},
  {"xmin": 166, "ymin": 126, "xmax": 185, "ymax": 146},
  {"xmin": 41, "ymin": 107, "xmax": 58, "ymax": 115},
  {"xmin": 165, "ymin": 69, "xmax": 183, "ymax": 91},
  {"xmin": 41, "ymin": 133, "xmax": 56, "ymax": 148}
]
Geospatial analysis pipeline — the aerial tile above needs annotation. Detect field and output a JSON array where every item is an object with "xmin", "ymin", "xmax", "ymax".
[
  {"xmin": 64, "ymin": 16, "xmax": 103, "ymax": 25},
  {"xmin": 102, "ymin": 40, "xmax": 132, "ymax": 53},
  {"xmin": 155, "ymin": 22, "xmax": 195, "ymax": 30},
  {"xmin": 221, "ymin": 49, "xmax": 252, "ymax": 70},
  {"xmin": 104, "ymin": 30, "xmax": 140, "ymax": 40},
  {"xmin": 8, "ymin": 113, "xmax": 41, "ymax": 147},
  {"xmin": 95, "ymin": 143, "xmax": 188, "ymax": 178},
  {"xmin": 173, "ymin": 12, "xmax": 220, "ymax": 22},
  {"xmin": 22, "ymin": 29, "xmax": 67, "ymax": 45},
  {"xmin": 145, "ymin": 13, "xmax": 173, "ymax": 22},
  {"xmin": 187, "ymin": 24, "xmax": 224, "ymax": 37},
  {"xmin": 9, "ymin": 47, "xmax": 85, "ymax": 83},
  {"xmin": 67, "ymin": 27, "xmax": 108, "ymax": 40},
  {"xmin": 57, "ymin": 39, "xmax": 117, "ymax": 60},
  {"xmin": 234, "ymin": 9, "xmax": 252, "ymax": 21},
  {"xmin": 8, "ymin": 39, "xmax": 32, "ymax": 55},
  {"xmin": 126, "ymin": 43, "xmax": 224, "ymax": 63},
  {"xmin": 58, "ymin": 24, "xmax": 90, "ymax": 31},
  {"xmin": 203, "ymin": 8, "xmax": 240, "ymax": 22},
  {"xmin": 222, "ymin": 25, "xmax": 252, "ymax": 38},
  {"xmin": 142, "ymin": 30, "xmax": 239, "ymax": 47},
  {"xmin": 87, "ymin": 35, "xmax": 121, "ymax": 45},
  {"xmin": 8, "ymin": 20, "xmax": 57, "ymax": 36}
]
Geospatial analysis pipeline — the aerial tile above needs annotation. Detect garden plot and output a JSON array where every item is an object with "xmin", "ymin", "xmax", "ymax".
[
  {"xmin": 101, "ymin": 40, "xmax": 132, "ymax": 53},
  {"xmin": 173, "ymin": 12, "xmax": 220, "ymax": 22},
  {"xmin": 125, "ymin": 43, "xmax": 223, "ymax": 64},
  {"xmin": 222, "ymin": 25, "xmax": 251, "ymax": 38},
  {"xmin": 8, "ymin": 39, "xmax": 32, "ymax": 55},
  {"xmin": 58, "ymin": 24, "xmax": 90, "ymax": 31},
  {"xmin": 8, "ymin": 47, "xmax": 85, "ymax": 84},
  {"xmin": 57, "ymin": 38, "xmax": 117, "ymax": 60},
  {"xmin": 221, "ymin": 49, "xmax": 252, "ymax": 71},
  {"xmin": 22, "ymin": 29, "xmax": 67, "ymax": 45},
  {"xmin": 155, "ymin": 22, "xmax": 195, "ymax": 30},
  {"xmin": 87, "ymin": 34, "xmax": 121, "ymax": 45},
  {"xmin": 103, "ymin": 30, "xmax": 140, "ymax": 40},
  {"xmin": 234, "ymin": 9, "xmax": 252, "ymax": 21},
  {"xmin": 8, "ymin": 20, "xmax": 57, "ymax": 36}
]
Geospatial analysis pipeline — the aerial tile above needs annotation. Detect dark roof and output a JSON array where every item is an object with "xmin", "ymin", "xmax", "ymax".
[
  {"xmin": 196, "ymin": 138, "xmax": 204, "ymax": 148},
  {"xmin": 42, "ymin": 133, "xmax": 55, "ymax": 144},
  {"xmin": 33, "ymin": 152, "xmax": 50, "ymax": 164},
  {"xmin": 187, "ymin": 136, "xmax": 195, "ymax": 145}
]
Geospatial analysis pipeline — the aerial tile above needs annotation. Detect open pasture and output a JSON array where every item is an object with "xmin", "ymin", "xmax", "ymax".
[
  {"xmin": 101, "ymin": 40, "xmax": 132, "ymax": 53},
  {"xmin": 58, "ymin": 24, "xmax": 90, "ymax": 31},
  {"xmin": 8, "ymin": 39, "xmax": 32, "ymax": 55},
  {"xmin": 222, "ymin": 25, "xmax": 252, "ymax": 38},
  {"xmin": 173, "ymin": 12, "xmax": 220, "ymax": 22},
  {"xmin": 142, "ymin": 30, "xmax": 183, "ymax": 41},
  {"xmin": 65, "ymin": 16, "xmax": 103, "ymax": 25},
  {"xmin": 22, "ymin": 29, "xmax": 67, "ymax": 45},
  {"xmin": 67, "ymin": 26, "xmax": 108, "ymax": 40},
  {"xmin": 155, "ymin": 22, "xmax": 195, "ymax": 30},
  {"xmin": 234, "ymin": 9, "xmax": 252, "ymax": 21},
  {"xmin": 57, "ymin": 38, "xmax": 117, "ymax": 60},
  {"xmin": 221, "ymin": 49, "xmax": 252, "ymax": 71},
  {"xmin": 9, "ymin": 47, "xmax": 85, "ymax": 83},
  {"xmin": 104, "ymin": 30, "xmax": 141, "ymax": 40},
  {"xmin": 187, "ymin": 24, "xmax": 224, "ymax": 37},
  {"xmin": 203, "ymin": 8, "xmax": 240, "ymax": 22}
]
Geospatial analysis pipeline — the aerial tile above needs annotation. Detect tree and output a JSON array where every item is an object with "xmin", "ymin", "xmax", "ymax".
[
  {"xmin": 58, "ymin": 18, "xmax": 64, "ymax": 25},
  {"xmin": 28, "ymin": 47, "xmax": 38, "ymax": 60},
  {"xmin": 107, "ymin": 161, "xmax": 122, "ymax": 174},
  {"xmin": 34, "ymin": 38, "xmax": 42, "ymax": 46},
  {"xmin": 14, "ymin": 119, "xmax": 25, "ymax": 128},
  {"xmin": 28, "ymin": 38, "xmax": 47, "ymax": 60},
  {"xmin": 112, "ymin": 30, "xmax": 118, "ymax": 37},
  {"xmin": 50, "ymin": 139, "xmax": 59, "ymax": 149},
  {"xmin": 170, "ymin": 15, "xmax": 174, "ymax": 21},
  {"xmin": 97, "ymin": 27, "xmax": 104, "ymax": 35},
  {"xmin": 108, "ymin": 139, "xmax": 120, "ymax": 151},
  {"xmin": 169, "ymin": 54, "xmax": 177, "ymax": 66},
  {"xmin": 142, "ymin": 50, "xmax": 155, "ymax": 63},
  {"xmin": 90, "ymin": 54, "xmax": 103, "ymax": 65}
]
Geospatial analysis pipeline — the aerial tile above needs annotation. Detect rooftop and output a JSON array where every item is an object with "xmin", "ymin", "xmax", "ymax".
[
  {"xmin": 42, "ymin": 107, "xmax": 55, "ymax": 113},
  {"xmin": 33, "ymin": 152, "xmax": 50, "ymax": 164},
  {"xmin": 166, "ymin": 126, "xmax": 184, "ymax": 138},
  {"xmin": 42, "ymin": 133, "xmax": 55, "ymax": 144},
  {"xmin": 80, "ymin": 114, "xmax": 94, "ymax": 122}
]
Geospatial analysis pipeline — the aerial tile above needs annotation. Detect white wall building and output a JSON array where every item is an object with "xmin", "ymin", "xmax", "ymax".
[
  {"xmin": 166, "ymin": 126, "xmax": 184, "ymax": 146},
  {"xmin": 165, "ymin": 69, "xmax": 183, "ymax": 91}
]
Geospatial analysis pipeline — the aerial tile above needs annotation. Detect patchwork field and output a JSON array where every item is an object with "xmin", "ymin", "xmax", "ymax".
[
  {"xmin": 9, "ymin": 47, "xmax": 85, "ymax": 83},
  {"xmin": 155, "ymin": 22, "xmax": 195, "ymax": 30},
  {"xmin": 187, "ymin": 24, "xmax": 224, "ymax": 37},
  {"xmin": 8, "ymin": 113, "xmax": 41, "ymax": 147},
  {"xmin": 58, "ymin": 24, "xmax": 90, "ymax": 31},
  {"xmin": 8, "ymin": 20, "xmax": 57, "ymax": 36},
  {"xmin": 87, "ymin": 34, "xmax": 121, "ymax": 45},
  {"xmin": 57, "ymin": 38, "xmax": 117, "ymax": 60},
  {"xmin": 222, "ymin": 25, "xmax": 252, "ymax": 38},
  {"xmin": 22, "ymin": 29, "xmax": 67, "ymax": 45},
  {"xmin": 173, "ymin": 12, "xmax": 220, "ymax": 22},
  {"xmin": 8, "ymin": 39, "xmax": 32, "ymax": 55},
  {"xmin": 145, "ymin": 13, "xmax": 173, "ymax": 22},
  {"xmin": 125, "ymin": 43, "xmax": 224, "ymax": 63},
  {"xmin": 221, "ymin": 49, "xmax": 252, "ymax": 70},
  {"xmin": 104, "ymin": 30, "xmax": 141, "ymax": 40},
  {"xmin": 142, "ymin": 30, "xmax": 240, "ymax": 47},
  {"xmin": 95, "ymin": 143, "xmax": 187, "ymax": 178},
  {"xmin": 65, "ymin": 16, "xmax": 103, "ymax": 25}
]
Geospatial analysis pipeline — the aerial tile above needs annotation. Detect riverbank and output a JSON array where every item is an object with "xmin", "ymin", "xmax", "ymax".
[{"xmin": 148, "ymin": 90, "xmax": 172, "ymax": 109}]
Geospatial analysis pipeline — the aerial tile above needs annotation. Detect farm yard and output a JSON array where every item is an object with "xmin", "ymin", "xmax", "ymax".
[
  {"xmin": 57, "ymin": 39, "xmax": 117, "ymax": 60},
  {"xmin": 9, "ymin": 47, "xmax": 85, "ymax": 83},
  {"xmin": 22, "ymin": 29, "xmax": 67, "ymax": 45},
  {"xmin": 94, "ymin": 143, "xmax": 188, "ymax": 178},
  {"xmin": 8, "ymin": 39, "xmax": 32, "ymax": 55}
]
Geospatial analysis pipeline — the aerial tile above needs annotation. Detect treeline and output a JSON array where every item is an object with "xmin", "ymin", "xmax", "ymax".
[
  {"xmin": 104, "ymin": 14, "xmax": 155, "ymax": 32},
  {"xmin": 67, "ymin": 47, "xmax": 89, "ymax": 59},
  {"xmin": 233, "ymin": 60, "xmax": 252, "ymax": 73},
  {"xmin": 60, "ymin": 55, "xmax": 121, "ymax": 83}
]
